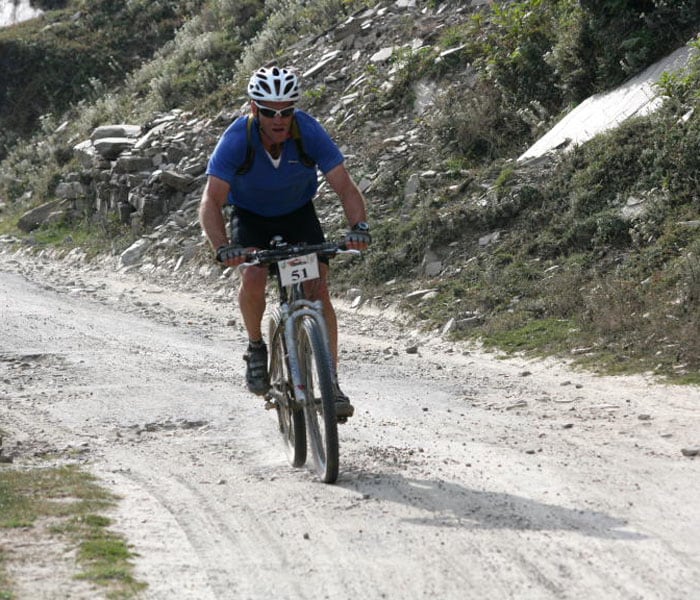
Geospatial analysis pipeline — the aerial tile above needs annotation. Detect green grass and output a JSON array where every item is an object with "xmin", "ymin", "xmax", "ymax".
[
  {"xmin": 481, "ymin": 317, "xmax": 581, "ymax": 355},
  {"xmin": 1, "ymin": 211, "xmax": 137, "ymax": 260},
  {"xmin": 0, "ymin": 465, "xmax": 146, "ymax": 599},
  {"xmin": 0, "ymin": 204, "xmax": 25, "ymax": 238}
]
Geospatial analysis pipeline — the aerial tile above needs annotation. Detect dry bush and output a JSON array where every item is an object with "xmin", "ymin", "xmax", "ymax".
[{"xmin": 432, "ymin": 80, "xmax": 530, "ymax": 163}]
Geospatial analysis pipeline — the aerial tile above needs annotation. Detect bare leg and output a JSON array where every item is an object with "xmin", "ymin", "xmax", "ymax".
[
  {"xmin": 238, "ymin": 265, "xmax": 268, "ymax": 342},
  {"xmin": 305, "ymin": 263, "xmax": 338, "ymax": 368},
  {"xmin": 306, "ymin": 264, "xmax": 353, "ymax": 416},
  {"xmin": 323, "ymin": 298, "xmax": 339, "ymax": 368}
]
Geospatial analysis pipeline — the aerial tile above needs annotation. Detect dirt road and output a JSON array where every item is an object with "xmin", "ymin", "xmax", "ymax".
[{"xmin": 1, "ymin": 248, "xmax": 699, "ymax": 599}]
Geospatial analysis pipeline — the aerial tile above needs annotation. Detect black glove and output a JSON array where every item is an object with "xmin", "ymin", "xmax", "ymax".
[
  {"xmin": 215, "ymin": 244, "xmax": 246, "ymax": 263},
  {"xmin": 345, "ymin": 222, "xmax": 371, "ymax": 246}
]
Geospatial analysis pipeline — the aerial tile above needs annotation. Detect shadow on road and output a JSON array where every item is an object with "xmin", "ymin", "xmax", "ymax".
[{"xmin": 340, "ymin": 473, "xmax": 645, "ymax": 541}]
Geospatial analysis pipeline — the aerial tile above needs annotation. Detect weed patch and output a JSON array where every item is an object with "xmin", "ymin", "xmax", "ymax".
[
  {"xmin": 481, "ymin": 317, "xmax": 581, "ymax": 355},
  {"xmin": 0, "ymin": 465, "xmax": 145, "ymax": 599}
]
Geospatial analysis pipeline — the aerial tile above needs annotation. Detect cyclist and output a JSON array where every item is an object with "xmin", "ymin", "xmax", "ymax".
[{"xmin": 199, "ymin": 65, "xmax": 371, "ymax": 419}]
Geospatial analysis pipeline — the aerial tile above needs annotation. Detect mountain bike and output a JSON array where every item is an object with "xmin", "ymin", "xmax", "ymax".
[{"xmin": 242, "ymin": 237, "xmax": 359, "ymax": 484}]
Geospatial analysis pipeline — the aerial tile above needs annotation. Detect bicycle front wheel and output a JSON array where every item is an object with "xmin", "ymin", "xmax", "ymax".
[
  {"xmin": 298, "ymin": 316, "xmax": 339, "ymax": 483},
  {"xmin": 268, "ymin": 309, "xmax": 306, "ymax": 468}
]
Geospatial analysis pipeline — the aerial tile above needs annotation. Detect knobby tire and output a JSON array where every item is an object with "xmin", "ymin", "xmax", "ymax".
[
  {"xmin": 299, "ymin": 316, "xmax": 339, "ymax": 483},
  {"xmin": 268, "ymin": 309, "xmax": 306, "ymax": 467}
]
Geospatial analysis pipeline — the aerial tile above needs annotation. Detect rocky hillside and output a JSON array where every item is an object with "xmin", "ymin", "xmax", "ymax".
[{"xmin": 1, "ymin": 0, "xmax": 699, "ymax": 380}]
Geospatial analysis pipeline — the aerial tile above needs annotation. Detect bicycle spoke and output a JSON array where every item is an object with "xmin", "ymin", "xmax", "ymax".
[
  {"xmin": 299, "ymin": 317, "xmax": 338, "ymax": 483},
  {"xmin": 268, "ymin": 309, "xmax": 306, "ymax": 468}
]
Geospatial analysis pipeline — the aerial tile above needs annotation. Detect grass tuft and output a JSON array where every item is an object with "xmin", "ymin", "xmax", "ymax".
[{"xmin": 0, "ymin": 465, "xmax": 145, "ymax": 599}]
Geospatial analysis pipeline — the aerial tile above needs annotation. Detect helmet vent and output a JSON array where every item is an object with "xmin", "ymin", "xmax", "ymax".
[{"xmin": 247, "ymin": 66, "xmax": 301, "ymax": 102}]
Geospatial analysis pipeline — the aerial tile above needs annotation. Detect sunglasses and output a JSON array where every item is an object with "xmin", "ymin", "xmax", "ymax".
[{"xmin": 253, "ymin": 101, "xmax": 295, "ymax": 119}]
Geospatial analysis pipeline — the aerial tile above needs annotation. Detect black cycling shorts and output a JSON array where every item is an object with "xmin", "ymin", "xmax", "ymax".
[{"xmin": 230, "ymin": 202, "xmax": 328, "ymax": 262}]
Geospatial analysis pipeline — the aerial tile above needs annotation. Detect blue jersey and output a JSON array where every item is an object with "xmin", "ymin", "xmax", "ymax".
[{"xmin": 206, "ymin": 110, "xmax": 344, "ymax": 217}]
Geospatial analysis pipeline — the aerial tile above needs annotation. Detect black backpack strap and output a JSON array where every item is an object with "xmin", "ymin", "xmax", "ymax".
[
  {"xmin": 235, "ymin": 116, "xmax": 255, "ymax": 176},
  {"xmin": 236, "ymin": 115, "xmax": 316, "ymax": 174},
  {"xmin": 290, "ymin": 117, "xmax": 316, "ymax": 169}
]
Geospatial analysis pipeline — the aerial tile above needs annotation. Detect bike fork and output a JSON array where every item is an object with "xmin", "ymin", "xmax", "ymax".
[{"xmin": 284, "ymin": 301, "xmax": 331, "ymax": 409}]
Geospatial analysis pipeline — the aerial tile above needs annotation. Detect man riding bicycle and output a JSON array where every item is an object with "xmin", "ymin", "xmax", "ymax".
[{"xmin": 199, "ymin": 65, "xmax": 371, "ymax": 419}]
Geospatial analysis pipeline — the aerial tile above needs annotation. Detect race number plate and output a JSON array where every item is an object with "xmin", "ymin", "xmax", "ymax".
[{"xmin": 278, "ymin": 253, "xmax": 320, "ymax": 286}]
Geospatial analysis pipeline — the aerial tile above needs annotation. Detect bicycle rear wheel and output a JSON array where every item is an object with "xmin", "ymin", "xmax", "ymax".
[
  {"xmin": 268, "ymin": 309, "xmax": 306, "ymax": 468},
  {"xmin": 298, "ymin": 316, "xmax": 339, "ymax": 483}
]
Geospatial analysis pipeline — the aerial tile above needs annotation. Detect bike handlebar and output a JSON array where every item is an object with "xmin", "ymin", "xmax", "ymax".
[{"xmin": 238, "ymin": 241, "xmax": 360, "ymax": 267}]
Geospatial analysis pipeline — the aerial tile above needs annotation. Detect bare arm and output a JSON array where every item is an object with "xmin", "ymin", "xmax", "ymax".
[
  {"xmin": 324, "ymin": 163, "xmax": 367, "ymax": 227},
  {"xmin": 199, "ymin": 175, "xmax": 231, "ymax": 252}
]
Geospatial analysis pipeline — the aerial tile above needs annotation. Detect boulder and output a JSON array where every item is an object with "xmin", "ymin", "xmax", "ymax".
[
  {"xmin": 119, "ymin": 238, "xmax": 151, "ymax": 267},
  {"xmin": 17, "ymin": 199, "xmax": 71, "ymax": 232},
  {"xmin": 91, "ymin": 124, "xmax": 142, "ymax": 141},
  {"xmin": 93, "ymin": 137, "xmax": 136, "ymax": 160},
  {"xmin": 160, "ymin": 170, "xmax": 195, "ymax": 192}
]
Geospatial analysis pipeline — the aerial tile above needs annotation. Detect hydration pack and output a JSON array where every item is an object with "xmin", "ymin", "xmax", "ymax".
[{"xmin": 236, "ymin": 115, "xmax": 316, "ymax": 175}]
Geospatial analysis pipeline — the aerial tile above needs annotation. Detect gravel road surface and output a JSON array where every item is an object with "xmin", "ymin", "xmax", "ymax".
[{"xmin": 1, "ymin": 249, "xmax": 699, "ymax": 599}]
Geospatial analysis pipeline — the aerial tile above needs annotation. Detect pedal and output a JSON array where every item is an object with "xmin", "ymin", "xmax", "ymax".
[{"xmin": 264, "ymin": 400, "xmax": 276, "ymax": 411}]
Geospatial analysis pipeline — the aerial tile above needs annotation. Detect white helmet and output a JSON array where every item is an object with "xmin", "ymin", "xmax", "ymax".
[{"xmin": 247, "ymin": 66, "xmax": 301, "ymax": 102}]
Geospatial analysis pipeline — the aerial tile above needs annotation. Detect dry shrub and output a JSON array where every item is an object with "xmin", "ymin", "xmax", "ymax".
[{"xmin": 432, "ymin": 80, "xmax": 530, "ymax": 164}]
